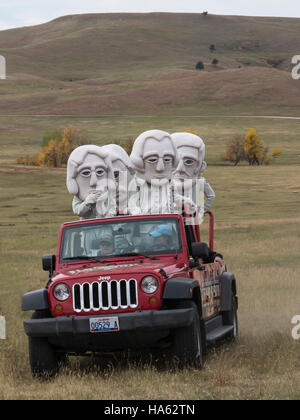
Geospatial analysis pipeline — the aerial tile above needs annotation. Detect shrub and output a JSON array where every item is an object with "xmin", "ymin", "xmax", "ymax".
[
  {"xmin": 272, "ymin": 148, "xmax": 283, "ymax": 159},
  {"xmin": 223, "ymin": 136, "xmax": 246, "ymax": 166},
  {"xmin": 267, "ymin": 58, "xmax": 284, "ymax": 68},
  {"xmin": 195, "ymin": 61, "xmax": 204, "ymax": 70}
]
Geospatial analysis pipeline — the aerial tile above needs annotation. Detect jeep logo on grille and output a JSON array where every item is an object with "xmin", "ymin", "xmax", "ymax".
[{"xmin": 98, "ymin": 276, "xmax": 111, "ymax": 281}]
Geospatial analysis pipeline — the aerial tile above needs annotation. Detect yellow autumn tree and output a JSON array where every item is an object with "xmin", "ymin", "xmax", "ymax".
[
  {"xmin": 41, "ymin": 139, "xmax": 59, "ymax": 168},
  {"xmin": 16, "ymin": 125, "xmax": 87, "ymax": 168},
  {"xmin": 55, "ymin": 127, "xmax": 75, "ymax": 166},
  {"xmin": 244, "ymin": 128, "xmax": 266, "ymax": 165}
]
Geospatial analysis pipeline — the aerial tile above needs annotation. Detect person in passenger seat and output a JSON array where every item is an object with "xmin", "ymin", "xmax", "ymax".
[{"xmin": 149, "ymin": 224, "xmax": 174, "ymax": 251}]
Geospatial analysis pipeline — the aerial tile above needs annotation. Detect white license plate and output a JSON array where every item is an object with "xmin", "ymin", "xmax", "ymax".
[{"xmin": 89, "ymin": 317, "xmax": 119, "ymax": 333}]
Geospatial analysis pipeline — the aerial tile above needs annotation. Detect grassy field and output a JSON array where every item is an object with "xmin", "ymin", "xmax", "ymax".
[{"xmin": 0, "ymin": 114, "xmax": 300, "ymax": 399}]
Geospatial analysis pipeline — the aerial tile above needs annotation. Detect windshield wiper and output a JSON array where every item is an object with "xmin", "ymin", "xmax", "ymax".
[
  {"xmin": 62, "ymin": 256, "xmax": 106, "ymax": 264},
  {"xmin": 113, "ymin": 252, "xmax": 159, "ymax": 261}
]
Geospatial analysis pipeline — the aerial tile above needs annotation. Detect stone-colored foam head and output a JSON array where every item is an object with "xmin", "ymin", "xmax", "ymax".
[
  {"xmin": 172, "ymin": 132, "xmax": 207, "ymax": 181},
  {"xmin": 101, "ymin": 143, "xmax": 135, "ymax": 212},
  {"xmin": 101, "ymin": 144, "xmax": 135, "ymax": 186},
  {"xmin": 130, "ymin": 130, "xmax": 179, "ymax": 185},
  {"xmin": 66, "ymin": 145, "xmax": 114, "ymax": 202}
]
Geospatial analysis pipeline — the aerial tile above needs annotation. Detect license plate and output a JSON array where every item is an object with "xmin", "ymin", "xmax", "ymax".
[{"xmin": 89, "ymin": 317, "xmax": 119, "ymax": 333}]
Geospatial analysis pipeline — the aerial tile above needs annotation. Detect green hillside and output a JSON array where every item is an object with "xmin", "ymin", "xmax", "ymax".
[{"xmin": 0, "ymin": 13, "xmax": 300, "ymax": 115}]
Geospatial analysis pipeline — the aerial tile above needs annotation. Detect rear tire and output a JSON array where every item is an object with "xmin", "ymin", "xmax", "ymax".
[
  {"xmin": 172, "ymin": 301, "xmax": 205, "ymax": 369},
  {"xmin": 28, "ymin": 311, "xmax": 58, "ymax": 379}
]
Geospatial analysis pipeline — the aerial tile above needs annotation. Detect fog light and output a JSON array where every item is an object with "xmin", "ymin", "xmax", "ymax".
[
  {"xmin": 55, "ymin": 304, "xmax": 63, "ymax": 314},
  {"xmin": 149, "ymin": 297, "xmax": 158, "ymax": 306}
]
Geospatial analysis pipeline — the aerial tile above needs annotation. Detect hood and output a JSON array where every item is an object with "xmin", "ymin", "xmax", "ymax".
[{"xmin": 54, "ymin": 258, "xmax": 183, "ymax": 282}]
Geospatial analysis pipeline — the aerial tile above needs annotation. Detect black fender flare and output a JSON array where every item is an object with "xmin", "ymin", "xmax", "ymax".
[
  {"xmin": 163, "ymin": 277, "xmax": 202, "ymax": 316},
  {"xmin": 220, "ymin": 272, "xmax": 237, "ymax": 312},
  {"xmin": 22, "ymin": 288, "xmax": 49, "ymax": 311}
]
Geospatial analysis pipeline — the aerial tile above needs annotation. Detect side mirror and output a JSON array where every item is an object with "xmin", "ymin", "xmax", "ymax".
[
  {"xmin": 191, "ymin": 242, "xmax": 210, "ymax": 260},
  {"xmin": 42, "ymin": 254, "xmax": 56, "ymax": 274}
]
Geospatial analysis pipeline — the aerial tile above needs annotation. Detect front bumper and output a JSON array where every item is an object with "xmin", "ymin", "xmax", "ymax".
[{"xmin": 24, "ymin": 308, "xmax": 193, "ymax": 338}]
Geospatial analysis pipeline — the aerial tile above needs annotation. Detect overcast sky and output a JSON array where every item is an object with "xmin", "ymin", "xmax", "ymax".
[{"xmin": 0, "ymin": 0, "xmax": 299, "ymax": 30}]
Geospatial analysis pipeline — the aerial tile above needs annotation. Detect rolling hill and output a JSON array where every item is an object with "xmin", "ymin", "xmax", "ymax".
[{"xmin": 0, "ymin": 13, "xmax": 300, "ymax": 115}]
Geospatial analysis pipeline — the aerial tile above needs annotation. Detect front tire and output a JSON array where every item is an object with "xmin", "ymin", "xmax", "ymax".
[
  {"xmin": 172, "ymin": 301, "xmax": 205, "ymax": 369},
  {"xmin": 28, "ymin": 311, "xmax": 58, "ymax": 379}
]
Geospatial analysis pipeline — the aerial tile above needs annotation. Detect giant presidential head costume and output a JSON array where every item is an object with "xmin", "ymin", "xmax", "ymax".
[
  {"xmin": 101, "ymin": 144, "xmax": 134, "ymax": 183},
  {"xmin": 172, "ymin": 132, "xmax": 207, "ymax": 181},
  {"xmin": 67, "ymin": 145, "xmax": 114, "ymax": 201},
  {"xmin": 172, "ymin": 132, "xmax": 215, "ymax": 215},
  {"xmin": 101, "ymin": 144, "xmax": 135, "ymax": 214},
  {"xmin": 130, "ymin": 130, "xmax": 179, "ymax": 186},
  {"xmin": 67, "ymin": 145, "xmax": 116, "ymax": 218}
]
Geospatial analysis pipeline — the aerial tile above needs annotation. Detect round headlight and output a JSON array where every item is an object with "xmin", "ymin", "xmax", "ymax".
[
  {"xmin": 141, "ymin": 276, "xmax": 158, "ymax": 294},
  {"xmin": 53, "ymin": 283, "xmax": 70, "ymax": 301}
]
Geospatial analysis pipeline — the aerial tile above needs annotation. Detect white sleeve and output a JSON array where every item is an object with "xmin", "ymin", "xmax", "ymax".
[
  {"xmin": 72, "ymin": 196, "xmax": 93, "ymax": 217},
  {"xmin": 204, "ymin": 179, "xmax": 216, "ymax": 212}
]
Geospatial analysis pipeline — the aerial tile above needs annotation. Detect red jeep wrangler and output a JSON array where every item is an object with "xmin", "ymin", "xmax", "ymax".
[{"xmin": 23, "ymin": 212, "xmax": 238, "ymax": 377}]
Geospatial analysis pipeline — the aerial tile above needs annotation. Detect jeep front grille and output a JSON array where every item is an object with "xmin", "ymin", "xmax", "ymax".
[{"xmin": 72, "ymin": 279, "xmax": 138, "ymax": 313}]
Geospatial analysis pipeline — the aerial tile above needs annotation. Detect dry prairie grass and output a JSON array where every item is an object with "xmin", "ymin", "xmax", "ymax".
[
  {"xmin": 0, "ymin": 113, "xmax": 300, "ymax": 399},
  {"xmin": 0, "ymin": 159, "xmax": 300, "ymax": 400}
]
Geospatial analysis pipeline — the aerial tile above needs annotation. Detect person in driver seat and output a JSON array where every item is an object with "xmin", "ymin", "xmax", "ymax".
[{"xmin": 98, "ymin": 232, "xmax": 115, "ymax": 256}]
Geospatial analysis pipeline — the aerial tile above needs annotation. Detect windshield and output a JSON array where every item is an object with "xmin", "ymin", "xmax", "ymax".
[{"xmin": 60, "ymin": 217, "xmax": 182, "ymax": 262}]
